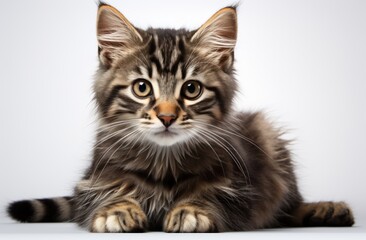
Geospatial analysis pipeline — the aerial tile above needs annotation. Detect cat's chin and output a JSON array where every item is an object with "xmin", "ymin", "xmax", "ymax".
[{"xmin": 147, "ymin": 129, "xmax": 190, "ymax": 146}]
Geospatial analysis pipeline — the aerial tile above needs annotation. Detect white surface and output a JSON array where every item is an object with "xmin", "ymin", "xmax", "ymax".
[
  {"xmin": 0, "ymin": 0, "xmax": 365, "ymax": 237},
  {"xmin": 0, "ymin": 223, "xmax": 365, "ymax": 240}
]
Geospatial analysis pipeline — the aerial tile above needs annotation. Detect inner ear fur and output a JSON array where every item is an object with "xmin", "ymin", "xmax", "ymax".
[
  {"xmin": 190, "ymin": 7, "xmax": 238, "ymax": 70},
  {"xmin": 97, "ymin": 4, "xmax": 143, "ymax": 67}
]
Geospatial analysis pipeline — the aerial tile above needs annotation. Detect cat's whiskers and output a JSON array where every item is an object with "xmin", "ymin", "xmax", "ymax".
[
  {"xmin": 95, "ymin": 119, "xmax": 138, "ymax": 133},
  {"xmin": 93, "ymin": 112, "xmax": 138, "ymax": 121},
  {"xmin": 187, "ymin": 128, "xmax": 227, "ymax": 178},
  {"xmin": 92, "ymin": 128, "xmax": 142, "ymax": 183},
  {"xmin": 123, "ymin": 126, "xmax": 148, "ymax": 160},
  {"xmin": 80, "ymin": 128, "xmax": 142, "ymax": 209},
  {"xmin": 194, "ymin": 120, "xmax": 274, "ymax": 161},
  {"xmin": 82, "ymin": 127, "xmax": 141, "ymax": 205},
  {"xmin": 95, "ymin": 123, "xmax": 135, "ymax": 142},
  {"xmin": 194, "ymin": 126, "xmax": 251, "ymax": 185},
  {"xmin": 94, "ymin": 124, "xmax": 139, "ymax": 148}
]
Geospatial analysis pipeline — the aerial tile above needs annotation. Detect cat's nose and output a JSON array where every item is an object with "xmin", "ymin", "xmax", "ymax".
[{"xmin": 158, "ymin": 113, "xmax": 177, "ymax": 128}]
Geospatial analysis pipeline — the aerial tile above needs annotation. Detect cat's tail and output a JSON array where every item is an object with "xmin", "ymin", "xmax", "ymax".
[
  {"xmin": 7, "ymin": 197, "xmax": 73, "ymax": 223},
  {"xmin": 286, "ymin": 201, "xmax": 355, "ymax": 227}
]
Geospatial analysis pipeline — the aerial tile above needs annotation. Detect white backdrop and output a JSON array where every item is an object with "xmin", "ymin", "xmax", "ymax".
[{"xmin": 0, "ymin": 0, "xmax": 365, "ymax": 226}]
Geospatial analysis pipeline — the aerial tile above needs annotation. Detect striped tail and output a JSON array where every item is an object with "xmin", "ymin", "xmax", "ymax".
[{"xmin": 7, "ymin": 197, "xmax": 73, "ymax": 223}]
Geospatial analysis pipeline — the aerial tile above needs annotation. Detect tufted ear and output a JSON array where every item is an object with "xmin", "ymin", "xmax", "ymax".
[
  {"xmin": 191, "ymin": 7, "xmax": 237, "ymax": 71},
  {"xmin": 97, "ymin": 4, "xmax": 143, "ymax": 67}
]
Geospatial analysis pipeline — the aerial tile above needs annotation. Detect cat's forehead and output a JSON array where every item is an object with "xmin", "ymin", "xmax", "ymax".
[
  {"xmin": 135, "ymin": 28, "xmax": 197, "ymax": 83},
  {"xmin": 146, "ymin": 28, "xmax": 191, "ymax": 45},
  {"xmin": 116, "ymin": 27, "xmax": 216, "ymax": 93}
]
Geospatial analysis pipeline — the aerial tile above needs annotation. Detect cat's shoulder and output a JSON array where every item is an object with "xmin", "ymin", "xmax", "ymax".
[
  {"xmin": 232, "ymin": 111, "xmax": 273, "ymax": 129},
  {"xmin": 230, "ymin": 111, "xmax": 285, "ymax": 143}
]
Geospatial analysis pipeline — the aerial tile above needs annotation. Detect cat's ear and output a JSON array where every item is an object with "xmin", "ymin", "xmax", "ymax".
[
  {"xmin": 191, "ymin": 7, "xmax": 237, "ymax": 71},
  {"xmin": 97, "ymin": 4, "xmax": 143, "ymax": 67}
]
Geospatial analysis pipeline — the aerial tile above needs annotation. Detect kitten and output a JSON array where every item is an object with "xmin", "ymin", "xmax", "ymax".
[{"xmin": 7, "ymin": 3, "xmax": 354, "ymax": 232}]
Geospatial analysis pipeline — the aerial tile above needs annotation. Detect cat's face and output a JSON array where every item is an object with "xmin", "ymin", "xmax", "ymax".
[{"xmin": 94, "ymin": 4, "xmax": 238, "ymax": 146}]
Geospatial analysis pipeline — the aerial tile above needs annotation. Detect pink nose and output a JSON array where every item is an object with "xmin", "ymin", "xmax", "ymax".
[{"xmin": 158, "ymin": 114, "xmax": 177, "ymax": 128}]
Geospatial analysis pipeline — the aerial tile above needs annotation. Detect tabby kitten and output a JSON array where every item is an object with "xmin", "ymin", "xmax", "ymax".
[{"xmin": 7, "ymin": 4, "xmax": 354, "ymax": 232}]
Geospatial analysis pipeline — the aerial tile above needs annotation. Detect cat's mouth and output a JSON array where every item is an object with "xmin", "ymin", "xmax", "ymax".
[
  {"xmin": 155, "ymin": 128, "xmax": 178, "ymax": 137},
  {"xmin": 148, "ymin": 127, "xmax": 188, "ymax": 146}
]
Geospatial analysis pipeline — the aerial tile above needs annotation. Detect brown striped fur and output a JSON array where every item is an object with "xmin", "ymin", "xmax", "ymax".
[{"xmin": 7, "ymin": 3, "xmax": 354, "ymax": 232}]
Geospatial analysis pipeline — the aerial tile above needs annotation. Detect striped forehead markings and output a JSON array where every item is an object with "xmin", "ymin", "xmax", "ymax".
[{"xmin": 147, "ymin": 33, "xmax": 187, "ymax": 77}]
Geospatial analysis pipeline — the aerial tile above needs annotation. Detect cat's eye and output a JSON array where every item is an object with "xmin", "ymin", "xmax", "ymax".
[
  {"xmin": 132, "ymin": 79, "xmax": 152, "ymax": 98},
  {"xmin": 181, "ymin": 80, "xmax": 202, "ymax": 100}
]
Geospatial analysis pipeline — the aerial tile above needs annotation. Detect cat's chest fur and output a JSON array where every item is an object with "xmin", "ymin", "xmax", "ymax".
[
  {"xmin": 124, "ymin": 167, "xmax": 233, "ymax": 229},
  {"xmin": 92, "ymin": 141, "xmax": 235, "ymax": 224}
]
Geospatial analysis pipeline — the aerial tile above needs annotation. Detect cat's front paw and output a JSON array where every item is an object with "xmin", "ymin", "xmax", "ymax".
[
  {"xmin": 90, "ymin": 199, "xmax": 148, "ymax": 232},
  {"xmin": 164, "ymin": 204, "xmax": 215, "ymax": 232}
]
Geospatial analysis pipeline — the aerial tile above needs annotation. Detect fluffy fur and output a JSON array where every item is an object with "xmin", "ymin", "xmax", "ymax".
[{"xmin": 7, "ymin": 4, "xmax": 354, "ymax": 232}]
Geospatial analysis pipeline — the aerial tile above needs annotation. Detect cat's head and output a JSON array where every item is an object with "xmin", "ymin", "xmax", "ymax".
[{"xmin": 94, "ymin": 3, "xmax": 238, "ymax": 146}]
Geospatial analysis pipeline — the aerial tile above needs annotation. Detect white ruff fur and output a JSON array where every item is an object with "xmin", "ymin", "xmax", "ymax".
[{"xmin": 146, "ymin": 125, "xmax": 194, "ymax": 147}]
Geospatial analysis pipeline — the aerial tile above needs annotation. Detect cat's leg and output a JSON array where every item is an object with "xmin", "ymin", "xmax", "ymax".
[
  {"xmin": 289, "ymin": 201, "xmax": 354, "ymax": 227},
  {"xmin": 90, "ymin": 198, "xmax": 148, "ymax": 233},
  {"xmin": 163, "ymin": 201, "xmax": 218, "ymax": 232}
]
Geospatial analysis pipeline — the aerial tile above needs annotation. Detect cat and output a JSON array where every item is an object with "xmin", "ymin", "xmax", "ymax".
[{"xmin": 7, "ymin": 3, "xmax": 354, "ymax": 232}]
